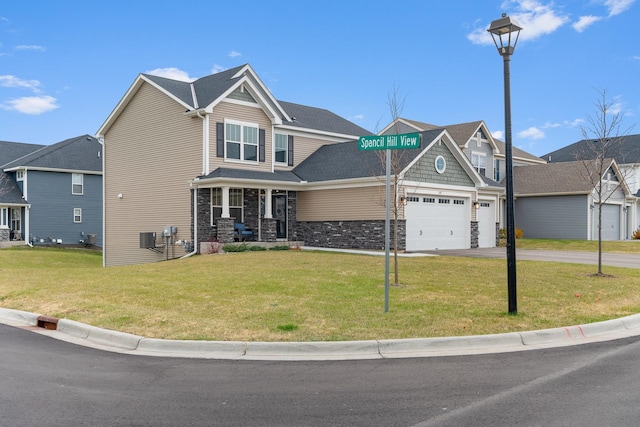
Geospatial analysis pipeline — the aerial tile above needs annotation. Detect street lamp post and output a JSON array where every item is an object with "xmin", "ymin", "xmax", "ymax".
[{"xmin": 488, "ymin": 13, "xmax": 522, "ymax": 314}]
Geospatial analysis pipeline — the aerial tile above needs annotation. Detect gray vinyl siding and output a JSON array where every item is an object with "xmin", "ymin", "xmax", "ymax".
[
  {"xmin": 27, "ymin": 170, "xmax": 103, "ymax": 246},
  {"xmin": 405, "ymin": 143, "xmax": 475, "ymax": 187},
  {"xmin": 515, "ymin": 195, "xmax": 588, "ymax": 239}
]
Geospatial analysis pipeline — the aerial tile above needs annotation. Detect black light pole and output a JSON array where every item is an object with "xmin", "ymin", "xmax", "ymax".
[{"xmin": 488, "ymin": 13, "xmax": 522, "ymax": 314}]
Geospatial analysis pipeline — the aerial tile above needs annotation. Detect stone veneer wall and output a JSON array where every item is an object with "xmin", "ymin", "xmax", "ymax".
[
  {"xmin": 196, "ymin": 188, "xmax": 215, "ymax": 245},
  {"xmin": 297, "ymin": 219, "xmax": 406, "ymax": 251},
  {"xmin": 471, "ymin": 221, "xmax": 479, "ymax": 248},
  {"xmin": 0, "ymin": 229, "xmax": 9, "ymax": 242}
]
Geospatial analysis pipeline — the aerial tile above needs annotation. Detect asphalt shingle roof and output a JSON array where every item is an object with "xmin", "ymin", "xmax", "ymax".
[
  {"xmin": 512, "ymin": 159, "xmax": 612, "ymax": 195},
  {"xmin": 0, "ymin": 140, "xmax": 45, "ymax": 167},
  {"xmin": 144, "ymin": 64, "xmax": 371, "ymax": 137},
  {"xmin": 293, "ymin": 129, "xmax": 444, "ymax": 182},
  {"xmin": 0, "ymin": 172, "xmax": 25, "ymax": 204},
  {"xmin": 2, "ymin": 135, "xmax": 102, "ymax": 172},
  {"xmin": 200, "ymin": 168, "xmax": 303, "ymax": 183},
  {"xmin": 542, "ymin": 134, "xmax": 640, "ymax": 164}
]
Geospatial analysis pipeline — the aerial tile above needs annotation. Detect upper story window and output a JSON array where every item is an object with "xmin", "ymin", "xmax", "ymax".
[
  {"xmin": 494, "ymin": 159, "xmax": 501, "ymax": 181},
  {"xmin": 275, "ymin": 134, "xmax": 288, "ymax": 164},
  {"xmin": 72, "ymin": 173, "xmax": 84, "ymax": 195},
  {"xmin": 16, "ymin": 170, "xmax": 24, "ymax": 181},
  {"xmin": 471, "ymin": 152, "xmax": 487, "ymax": 176},
  {"xmin": 225, "ymin": 121, "xmax": 258, "ymax": 162}
]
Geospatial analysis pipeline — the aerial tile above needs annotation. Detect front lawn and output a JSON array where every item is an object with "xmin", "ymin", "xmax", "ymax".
[{"xmin": 1, "ymin": 245, "xmax": 639, "ymax": 341}]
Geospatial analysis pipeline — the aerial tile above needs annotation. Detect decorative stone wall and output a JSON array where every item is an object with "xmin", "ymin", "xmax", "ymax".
[
  {"xmin": 196, "ymin": 188, "xmax": 216, "ymax": 245},
  {"xmin": 297, "ymin": 220, "xmax": 406, "ymax": 251},
  {"xmin": 286, "ymin": 191, "xmax": 298, "ymax": 241},
  {"xmin": 496, "ymin": 222, "xmax": 501, "ymax": 247},
  {"xmin": 0, "ymin": 229, "xmax": 9, "ymax": 242},
  {"xmin": 471, "ymin": 221, "xmax": 479, "ymax": 248},
  {"xmin": 216, "ymin": 217, "xmax": 235, "ymax": 243},
  {"xmin": 261, "ymin": 218, "xmax": 277, "ymax": 242},
  {"xmin": 243, "ymin": 189, "xmax": 260, "ymax": 232}
]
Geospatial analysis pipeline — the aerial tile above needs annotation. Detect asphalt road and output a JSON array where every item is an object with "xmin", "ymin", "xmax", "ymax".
[
  {"xmin": 3, "ymin": 323, "xmax": 640, "ymax": 426},
  {"xmin": 427, "ymin": 247, "xmax": 640, "ymax": 269}
]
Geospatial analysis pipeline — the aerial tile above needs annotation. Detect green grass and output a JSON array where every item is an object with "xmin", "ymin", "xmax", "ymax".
[
  {"xmin": 1, "ymin": 244, "xmax": 639, "ymax": 341},
  {"xmin": 515, "ymin": 238, "xmax": 640, "ymax": 253}
]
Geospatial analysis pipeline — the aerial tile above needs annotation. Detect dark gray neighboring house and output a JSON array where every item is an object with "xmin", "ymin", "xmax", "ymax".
[
  {"xmin": 542, "ymin": 134, "xmax": 640, "ymax": 236},
  {"xmin": 1, "ymin": 135, "xmax": 103, "ymax": 247},
  {"xmin": 512, "ymin": 159, "xmax": 633, "ymax": 240}
]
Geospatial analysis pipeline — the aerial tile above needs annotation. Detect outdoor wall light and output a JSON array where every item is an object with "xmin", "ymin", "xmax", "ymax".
[
  {"xmin": 473, "ymin": 201, "xmax": 480, "ymax": 210},
  {"xmin": 117, "ymin": 193, "xmax": 124, "ymax": 199},
  {"xmin": 400, "ymin": 196, "xmax": 408, "ymax": 206}
]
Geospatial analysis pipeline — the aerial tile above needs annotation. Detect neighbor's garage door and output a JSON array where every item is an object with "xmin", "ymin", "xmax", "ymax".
[
  {"xmin": 477, "ymin": 201, "xmax": 496, "ymax": 248},
  {"xmin": 406, "ymin": 196, "xmax": 469, "ymax": 251},
  {"xmin": 593, "ymin": 203, "xmax": 620, "ymax": 240}
]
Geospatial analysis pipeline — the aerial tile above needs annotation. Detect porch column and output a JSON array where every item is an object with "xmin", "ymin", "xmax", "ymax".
[
  {"xmin": 264, "ymin": 188, "xmax": 273, "ymax": 219},
  {"xmin": 221, "ymin": 186, "xmax": 230, "ymax": 218}
]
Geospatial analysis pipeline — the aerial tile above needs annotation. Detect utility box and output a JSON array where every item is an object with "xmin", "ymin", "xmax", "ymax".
[
  {"xmin": 140, "ymin": 232, "xmax": 156, "ymax": 249},
  {"xmin": 87, "ymin": 234, "xmax": 97, "ymax": 246},
  {"xmin": 163, "ymin": 226, "xmax": 177, "ymax": 237}
]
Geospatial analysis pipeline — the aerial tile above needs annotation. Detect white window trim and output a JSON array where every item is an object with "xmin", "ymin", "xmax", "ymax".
[
  {"xmin": 434, "ymin": 155, "xmax": 446, "ymax": 174},
  {"xmin": 72, "ymin": 173, "xmax": 84, "ymax": 195},
  {"xmin": 210, "ymin": 188, "xmax": 244, "ymax": 225},
  {"xmin": 16, "ymin": 170, "xmax": 25, "ymax": 181},
  {"xmin": 471, "ymin": 152, "xmax": 487, "ymax": 175},
  {"xmin": 73, "ymin": 208, "xmax": 82, "ymax": 223},
  {"xmin": 224, "ymin": 119, "xmax": 259, "ymax": 164},
  {"xmin": 0, "ymin": 207, "xmax": 7, "ymax": 228}
]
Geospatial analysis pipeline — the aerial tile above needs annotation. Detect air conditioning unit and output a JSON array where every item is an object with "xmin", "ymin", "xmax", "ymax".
[
  {"xmin": 87, "ymin": 234, "xmax": 97, "ymax": 245},
  {"xmin": 140, "ymin": 232, "xmax": 156, "ymax": 249}
]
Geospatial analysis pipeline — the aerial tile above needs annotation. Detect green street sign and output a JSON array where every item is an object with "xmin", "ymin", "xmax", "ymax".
[{"xmin": 358, "ymin": 132, "xmax": 421, "ymax": 151}]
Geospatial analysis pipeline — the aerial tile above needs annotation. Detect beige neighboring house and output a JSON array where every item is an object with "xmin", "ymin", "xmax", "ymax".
[{"xmin": 98, "ymin": 64, "xmax": 537, "ymax": 266}]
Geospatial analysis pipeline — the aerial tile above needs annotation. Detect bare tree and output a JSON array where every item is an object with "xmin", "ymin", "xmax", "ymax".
[
  {"xmin": 374, "ymin": 84, "xmax": 413, "ymax": 286},
  {"xmin": 577, "ymin": 89, "xmax": 633, "ymax": 275}
]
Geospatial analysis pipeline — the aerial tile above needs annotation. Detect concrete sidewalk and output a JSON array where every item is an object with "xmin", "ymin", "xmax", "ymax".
[
  {"xmin": 2, "ymin": 307, "xmax": 640, "ymax": 361},
  {"xmin": 425, "ymin": 247, "xmax": 640, "ymax": 269}
]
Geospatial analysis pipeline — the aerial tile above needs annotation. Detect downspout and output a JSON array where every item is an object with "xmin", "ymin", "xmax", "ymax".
[{"xmin": 181, "ymin": 184, "xmax": 198, "ymax": 259}]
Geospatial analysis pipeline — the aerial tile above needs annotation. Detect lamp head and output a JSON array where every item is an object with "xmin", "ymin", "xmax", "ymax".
[{"xmin": 487, "ymin": 13, "xmax": 522, "ymax": 56}]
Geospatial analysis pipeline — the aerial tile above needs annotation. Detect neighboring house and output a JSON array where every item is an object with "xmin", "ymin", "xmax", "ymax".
[
  {"xmin": 0, "ymin": 135, "xmax": 103, "ymax": 247},
  {"xmin": 512, "ymin": 159, "xmax": 634, "ymax": 240},
  {"xmin": 380, "ymin": 118, "xmax": 545, "ymax": 244},
  {"xmin": 542, "ymin": 134, "xmax": 640, "ymax": 236},
  {"xmin": 0, "ymin": 141, "xmax": 44, "ymax": 245},
  {"xmin": 98, "ymin": 64, "xmax": 543, "ymax": 266}
]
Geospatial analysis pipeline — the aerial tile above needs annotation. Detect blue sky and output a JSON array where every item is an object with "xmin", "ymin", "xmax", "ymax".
[{"xmin": 1, "ymin": 0, "xmax": 638, "ymax": 156}]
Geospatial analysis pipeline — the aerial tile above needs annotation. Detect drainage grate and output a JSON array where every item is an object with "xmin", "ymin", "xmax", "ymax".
[{"xmin": 36, "ymin": 315, "xmax": 59, "ymax": 330}]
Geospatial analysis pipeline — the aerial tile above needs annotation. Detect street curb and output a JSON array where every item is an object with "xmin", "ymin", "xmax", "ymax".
[{"xmin": 2, "ymin": 308, "xmax": 640, "ymax": 360}]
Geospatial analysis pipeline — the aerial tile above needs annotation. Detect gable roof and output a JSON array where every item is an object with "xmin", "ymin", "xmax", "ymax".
[
  {"xmin": 292, "ymin": 128, "xmax": 478, "ymax": 183},
  {"xmin": 2, "ymin": 135, "xmax": 102, "ymax": 173},
  {"xmin": 512, "ymin": 159, "xmax": 624, "ymax": 195},
  {"xmin": 542, "ymin": 134, "xmax": 640, "ymax": 165},
  {"xmin": 0, "ymin": 171, "xmax": 26, "ymax": 204},
  {"xmin": 0, "ymin": 140, "xmax": 45, "ymax": 167},
  {"xmin": 99, "ymin": 64, "xmax": 371, "ymax": 139}
]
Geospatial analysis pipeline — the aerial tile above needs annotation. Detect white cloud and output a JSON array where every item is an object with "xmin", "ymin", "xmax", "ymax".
[
  {"xmin": 228, "ymin": 50, "xmax": 241, "ymax": 58},
  {"xmin": 572, "ymin": 15, "xmax": 602, "ymax": 32},
  {"xmin": 1, "ymin": 95, "xmax": 58, "ymax": 114},
  {"xmin": 15, "ymin": 44, "xmax": 46, "ymax": 52},
  {"xmin": 605, "ymin": 0, "xmax": 635, "ymax": 16},
  {"xmin": 0, "ymin": 75, "xmax": 42, "ymax": 92},
  {"xmin": 518, "ymin": 126, "xmax": 545, "ymax": 139},
  {"xmin": 145, "ymin": 67, "xmax": 195, "ymax": 82},
  {"xmin": 211, "ymin": 64, "xmax": 226, "ymax": 74},
  {"xmin": 564, "ymin": 118, "xmax": 585, "ymax": 127},
  {"xmin": 467, "ymin": 0, "xmax": 568, "ymax": 45},
  {"xmin": 492, "ymin": 130, "xmax": 504, "ymax": 139}
]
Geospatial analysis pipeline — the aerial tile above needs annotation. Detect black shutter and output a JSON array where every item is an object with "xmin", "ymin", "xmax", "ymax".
[
  {"xmin": 287, "ymin": 135, "xmax": 294, "ymax": 166},
  {"xmin": 216, "ymin": 122, "xmax": 224, "ymax": 158},
  {"xmin": 259, "ymin": 129, "xmax": 266, "ymax": 162}
]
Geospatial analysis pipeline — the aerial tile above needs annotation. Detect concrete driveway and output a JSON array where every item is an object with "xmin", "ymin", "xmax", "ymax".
[{"xmin": 426, "ymin": 247, "xmax": 640, "ymax": 269}]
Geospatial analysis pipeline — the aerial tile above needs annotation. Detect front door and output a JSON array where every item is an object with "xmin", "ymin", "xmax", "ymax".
[
  {"xmin": 10, "ymin": 208, "xmax": 21, "ymax": 240},
  {"xmin": 272, "ymin": 194, "xmax": 287, "ymax": 239}
]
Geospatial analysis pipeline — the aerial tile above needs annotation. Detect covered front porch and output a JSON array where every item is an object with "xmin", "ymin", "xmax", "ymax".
[
  {"xmin": 191, "ymin": 169, "xmax": 305, "ymax": 251},
  {"xmin": 0, "ymin": 205, "xmax": 26, "ymax": 247}
]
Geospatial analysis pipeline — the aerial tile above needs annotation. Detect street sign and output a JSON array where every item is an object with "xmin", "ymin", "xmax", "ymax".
[{"xmin": 358, "ymin": 133, "xmax": 421, "ymax": 151}]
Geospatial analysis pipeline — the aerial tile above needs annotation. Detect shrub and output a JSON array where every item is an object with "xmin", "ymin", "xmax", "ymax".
[
  {"xmin": 633, "ymin": 228, "xmax": 640, "ymax": 240},
  {"xmin": 248, "ymin": 245, "xmax": 267, "ymax": 251},
  {"xmin": 223, "ymin": 243, "xmax": 249, "ymax": 252},
  {"xmin": 499, "ymin": 228, "xmax": 524, "ymax": 239},
  {"xmin": 269, "ymin": 245, "xmax": 291, "ymax": 251}
]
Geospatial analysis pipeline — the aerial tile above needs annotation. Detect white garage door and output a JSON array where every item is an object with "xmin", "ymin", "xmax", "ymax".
[
  {"xmin": 593, "ymin": 204, "xmax": 620, "ymax": 240},
  {"xmin": 406, "ymin": 196, "xmax": 469, "ymax": 251},
  {"xmin": 478, "ymin": 201, "xmax": 496, "ymax": 248}
]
